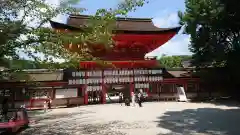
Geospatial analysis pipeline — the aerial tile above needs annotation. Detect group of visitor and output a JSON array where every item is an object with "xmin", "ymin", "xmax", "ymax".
[
  {"xmin": 0, "ymin": 98, "xmax": 9, "ymax": 121},
  {"xmin": 43, "ymin": 96, "xmax": 52, "ymax": 112},
  {"xmin": 119, "ymin": 89, "xmax": 143, "ymax": 107}
]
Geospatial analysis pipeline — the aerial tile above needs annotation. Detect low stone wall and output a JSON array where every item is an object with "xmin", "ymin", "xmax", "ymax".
[
  {"xmin": 147, "ymin": 92, "xmax": 223, "ymax": 101},
  {"xmin": 8, "ymin": 97, "xmax": 84, "ymax": 110}
]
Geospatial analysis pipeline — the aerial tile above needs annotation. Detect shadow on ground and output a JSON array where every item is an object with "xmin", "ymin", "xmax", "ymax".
[
  {"xmin": 19, "ymin": 120, "xmax": 127, "ymax": 135},
  {"xmin": 156, "ymin": 107, "xmax": 240, "ymax": 135},
  {"xmin": 19, "ymin": 110, "xmax": 128, "ymax": 135},
  {"xmin": 31, "ymin": 110, "xmax": 95, "ymax": 123},
  {"xmin": 191, "ymin": 97, "xmax": 240, "ymax": 108}
]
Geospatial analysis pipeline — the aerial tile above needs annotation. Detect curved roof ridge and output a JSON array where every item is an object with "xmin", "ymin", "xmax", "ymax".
[
  {"xmin": 50, "ymin": 20, "xmax": 181, "ymax": 34},
  {"xmin": 69, "ymin": 14, "xmax": 153, "ymax": 22}
]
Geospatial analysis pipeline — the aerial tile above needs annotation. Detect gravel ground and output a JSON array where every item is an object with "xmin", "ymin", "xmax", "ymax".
[{"xmin": 19, "ymin": 102, "xmax": 240, "ymax": 135}]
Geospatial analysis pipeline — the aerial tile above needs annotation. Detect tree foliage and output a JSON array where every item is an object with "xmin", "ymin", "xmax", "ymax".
[
  {"xmin": 159, "ymin": 55, "xmax": 192, "ymax": 68},
  {"xmin": 180, "ymin": 0, "xmax": 240, "ymax": 95},
  {"xmin": 179, "ymin": 0, "xmax": 240, "ymax": 68},
  {"xmin": 0, "ymin": 0, "xmax": 148, "ymax": 80}
]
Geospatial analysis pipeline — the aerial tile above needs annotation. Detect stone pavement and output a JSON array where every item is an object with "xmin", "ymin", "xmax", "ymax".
[{"xmin": 19, "ymin": 102, "xmax": 240, "ymax": 135}]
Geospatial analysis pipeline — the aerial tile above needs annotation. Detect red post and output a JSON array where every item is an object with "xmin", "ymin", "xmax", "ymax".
[
  {"xmin": 184, "ymin": 81, "xmax": 188, "ymax": 91},
  {"xmin": 84, "ymin": 85, "xmax": 88, "ymax": 105},
  {"xmin": 102, "ymin": 84, "xmax": 106, "ymax": 104},
  {"xmin": 84, "ymin": 71, "xmax": 88, "ymax": 105},
  {"xmin": 29, "ymin": 98, "xmax": 33, "ymax": 110},
  {"xmin": 146, "ymin": 88, "xmax": 150, "ymax": 96},
  {"xmin": 101, "ymin": 70, "xmax": 106, "ymax": 104},
  {"xmin": 131, "ymin": 69, "xmax": 134, "ymax": 95}
]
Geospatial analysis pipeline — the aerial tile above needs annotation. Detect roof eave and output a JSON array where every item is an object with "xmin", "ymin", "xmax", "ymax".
[
  {"xmin": 50, "ymin": 21, "xmax": 181, "ymax": 34},
  {"xmin": 69, "ymin": 14, "xmax": 153, "ymax": 22},
  {"xmin": 113, "ymin": 26, "xmax": 182, "ymax": 34}
]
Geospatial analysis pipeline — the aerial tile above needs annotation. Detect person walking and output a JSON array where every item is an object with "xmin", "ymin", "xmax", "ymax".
[
  {"xmin": 47, "ymin": 96, "xmax": 52, "ymax": 109},
  {"xmin": 119, "ymin": 92, "xmax": 123, "ymax": 106},
  {"xmin": 131, "ymin": 91, "xmax": 136, "ymax": 106},
  {"xmin": 1, "ymin": 98, "xmax": 9, "ymax": 121},
  {"xmin": 137, "ymin": 91, "xmax": 143, "ymax": 107},
  {"xmin": 125, "ymin": 98, "xmax": 130, "ymax": 106},
  {"xmin": 43, "ymin": 100, "xmax": 48, "ymax": 113}
]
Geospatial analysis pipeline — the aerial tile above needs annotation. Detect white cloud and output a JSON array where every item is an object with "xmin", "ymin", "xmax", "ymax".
[
  {"xmin": 153, "ymin": 12, "xmax": 179, "ymax": 28},
  {"xmin": 145, "ymin": 35, "xmax": 192, "ymax": 58},
  {"xmin": 17, "ymin": 48, "xmax": 65, "ymax": 63},
  {"xmin": 45, "ymin": 0, "xmax": 68, "ymax": 26},
  {"xmin": 145, "ymin": 10, "xmax": 191, "ymax": 58},
  {"xmin": 45, "ymin": 0, "xmax": 60, "ymax": 6}
]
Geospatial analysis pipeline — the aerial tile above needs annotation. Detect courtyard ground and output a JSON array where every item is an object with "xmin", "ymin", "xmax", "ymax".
[{"xmin": 20, "ymin": 102, "xmax": 240, "ymax": 135}]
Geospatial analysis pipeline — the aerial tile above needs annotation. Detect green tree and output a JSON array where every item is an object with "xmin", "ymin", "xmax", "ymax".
[
  {"xmin": 0, "ymin": 0, "xmax": 148, "ymax": 80},
  {"xmin": 159, "ymin": 55, "xmax": 192, "ymax": 68},
  {"xmin": 179, "ymin": 0, "xmax": 240, "ymax": 96}
]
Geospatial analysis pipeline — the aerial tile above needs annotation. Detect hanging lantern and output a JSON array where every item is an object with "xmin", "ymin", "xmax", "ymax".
[
  {"xmin": 119, "ymin": 70, "xmax": 122, "ymax": 75},
  {"xmin": 139, "ymin": 76, "xmax": 142, "ymax": 82},
  {"xmin": 83, "ymin": 79, "xmax": 86, "ymax": 84},
  {"xmin": 97, "ymin": 71, "xmax": 101, "ymax": 76},
  {"xmin": 22, "ymin": 88, "xmax": 26, "ymax": 94},
  {"xmin": 72, "ymin": 79, "xmax": 76, "ymax": 84},
  {"xmin": 68, "ymin": 79, "xmax": 72, "ymax": 85},
  {"xmin": 107, "ymin": 78, "xmax": 110, "ymax": 84},
  {"xmin": 110, "ymin": 77, "xmax": 113, "ymax": 83},
  {"xmin": 75, "ymin": 79, "xmax": 79, "ymax": 84},
  {"xmin": 95, "ymin": 78, "xmax": 98, "ymax": 84},
  {"xmin": 72, "ymin": 72, "xmax": 75, "ymax": 77},
  {"xmin": 69, "ymin": 43, "xmax": 73, "ymax": 49},
  {"xmin": 149, "ymin": 77, "xmax": 152, "ymax": 82},
  {"xmin": 79, "ymin": 79, "xmax": 82, "ymax": 84},
  {"xmin": 86, "ymin": 79, "xmax": 89, "ymax": 84},
  {"xmin": 87, "ymin": 72, "xmax": 90, "ymax": 76},
  {"xmin": 112, "ymin": 77, "xmax": 115, "ymax": 83},
  {"xmin": 127, "ymin": 77, "xmax": 130, "ymax": 82},
  {"xmin": 104, "ymin": 78, "xmax": 107, "ymax": 83}
]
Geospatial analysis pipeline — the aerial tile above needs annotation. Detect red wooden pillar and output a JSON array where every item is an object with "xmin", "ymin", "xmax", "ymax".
[
  {"xmin": 146, "ymin": 88, "xmax": 150, "ymax": 96},
  {"xmin": 184, "ymin": 81, "xmax": 188, "ymax": 91},
  {"xmin": 102, "ymin": 84, "xmax": 106, "ymax": 104},
  {"xmin": 84, "ymin": 85, "xmax": 88, "ymax": 105},
  {"xmin": 102, "ymin": 70, "xmax": 106, "ymax": 104},
  {"xmin": 29, "ymin": 98, "xmax": 33, "ymax": 110},
  {"xmin": 172, "ymin": 84, "xmax": 175, "ymax": 93},
  {"xmin": 30, "ymin": 98, "xmax": 35, "ymax": 109},
  {"xmin": 130, "ymin": 68, "xmax": 134, "ymax": 96},
  {"xmin": 131, "ymin": 68, "xmax": 135, "ymax": 95},
  {"xmin": 84, "ymin": 71, "xmax": 88, "ymax": 105}
]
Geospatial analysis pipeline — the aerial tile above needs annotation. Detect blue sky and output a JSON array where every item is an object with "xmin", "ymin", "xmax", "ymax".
[{"xmin": 48, "ymin": 0, "xmax": 191, "ymax": 59}]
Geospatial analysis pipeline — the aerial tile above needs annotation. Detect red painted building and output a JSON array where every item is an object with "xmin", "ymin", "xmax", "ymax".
[
  {"xmin": 0, "ymin": 15, "xmax": 202, "ymax": 109},
  {"xmin": 49, "ymin": 15, "xmax": 200, "ymax": 105}
]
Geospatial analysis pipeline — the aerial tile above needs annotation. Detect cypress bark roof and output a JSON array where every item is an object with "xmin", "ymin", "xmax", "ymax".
[{"xmin": 50, "ymin": 14, "xmax": 181, "ymax": 34}]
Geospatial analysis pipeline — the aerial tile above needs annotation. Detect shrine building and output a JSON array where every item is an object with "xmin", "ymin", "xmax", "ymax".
[
  {"xmin": 49, "ymin": 15, "xmax": 200, "ymax": 105},
  {"xmin": 0, "ymin": 15, "xmax": 204, "ymax": 109}
]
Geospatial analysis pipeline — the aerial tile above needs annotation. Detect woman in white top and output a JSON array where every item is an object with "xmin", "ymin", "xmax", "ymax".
[
  {"xmin": 131, "ymin": 92, "xmax": 135, "ymax": 106},
  {"xmin": 43, "ymin": 100, "xmax": 48, "ymax": 113}
]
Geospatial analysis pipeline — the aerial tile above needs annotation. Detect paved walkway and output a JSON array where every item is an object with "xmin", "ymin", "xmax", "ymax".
[{"xmin": 20, "ymin": 102, "xmax": 240, "ymax": 135}]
